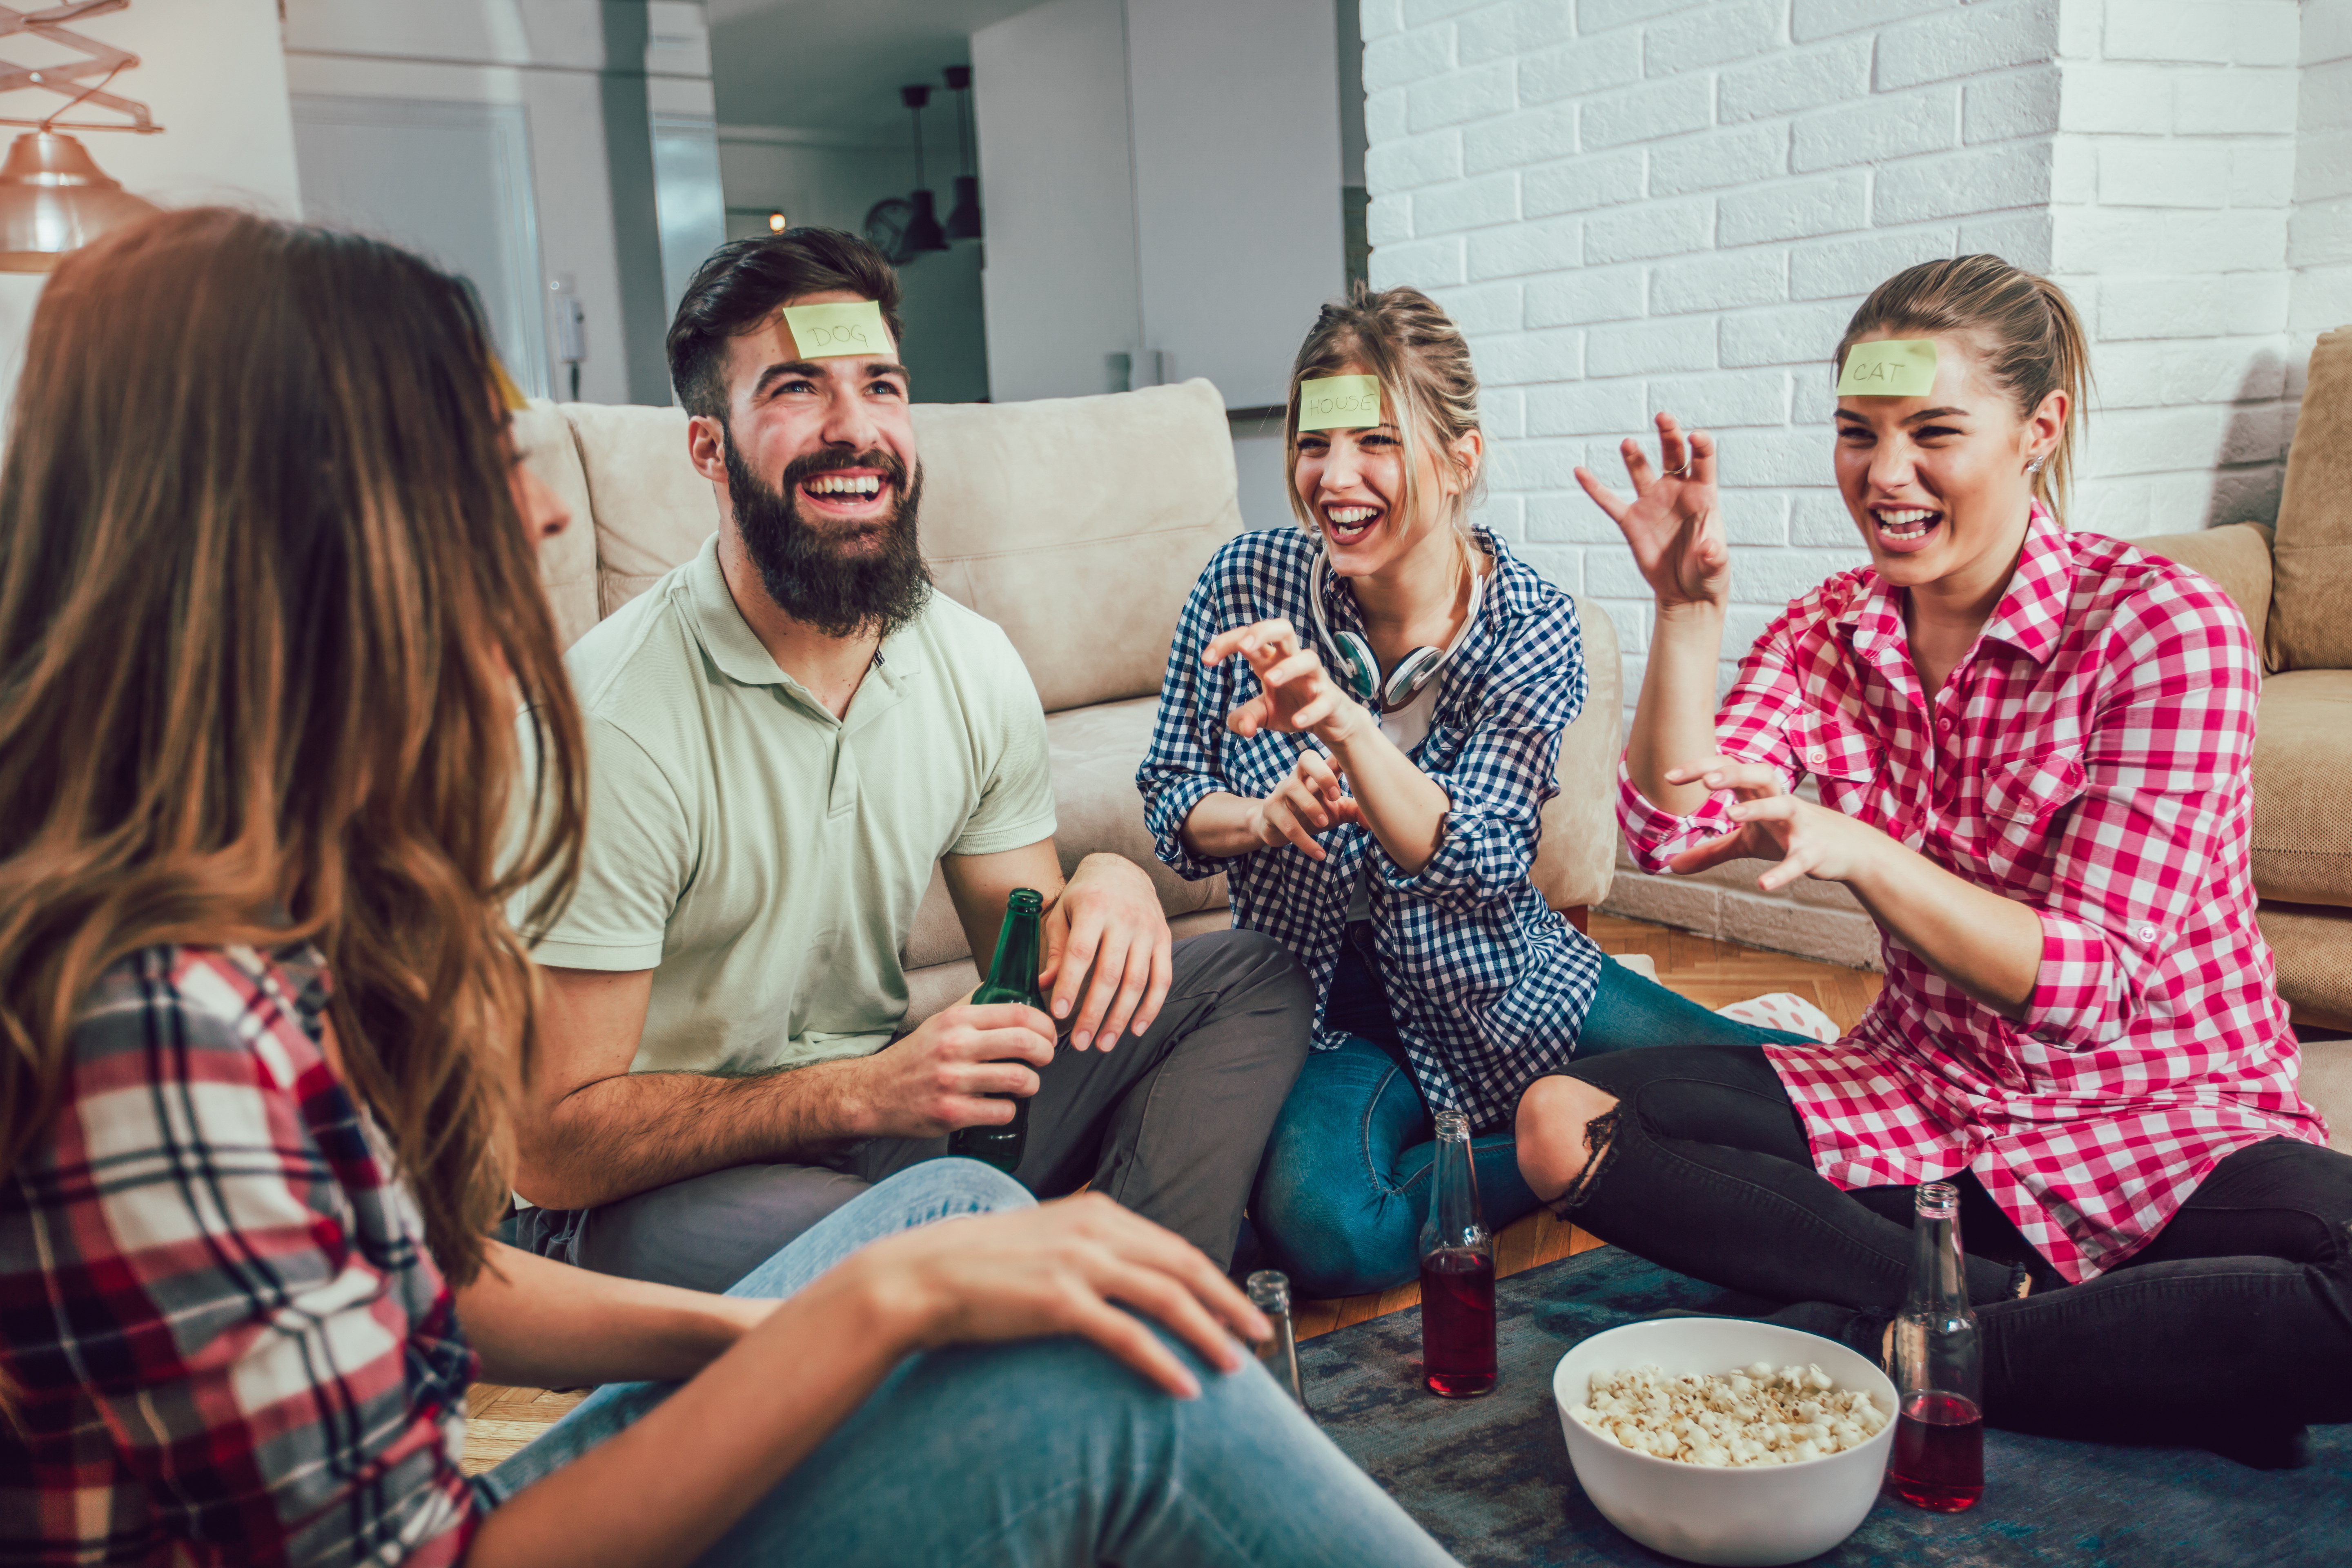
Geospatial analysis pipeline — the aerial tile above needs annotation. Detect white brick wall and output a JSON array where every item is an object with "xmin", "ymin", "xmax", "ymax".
[
  {"xmin": 2052, "ymin": 0, "xmax": 2306, "ymax": 538},
  {"xmin": 2295, "ymin": 0, "xmax": 2352, "ymax": 366},
  {"xmin": 1359, "ymin": 0, "xmax": 2351, "ymax": 969}
]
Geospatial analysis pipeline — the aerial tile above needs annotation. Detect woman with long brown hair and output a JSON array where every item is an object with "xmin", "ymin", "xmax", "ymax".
[{"xmin": 0, "ymin": 209, "xmax": 1457, "ymax": 1567}]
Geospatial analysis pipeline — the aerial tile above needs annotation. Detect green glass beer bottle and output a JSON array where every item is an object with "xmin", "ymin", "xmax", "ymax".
[{"xmin": 947, "ymin": 887, "xmax": 1047, "ymax": 1176}]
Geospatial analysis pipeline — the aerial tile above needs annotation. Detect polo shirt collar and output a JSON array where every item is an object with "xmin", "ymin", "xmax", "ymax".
[
  {"xmin": 688, "ymin": 533, "xmax": 794, "ymax": 688},
  {"xmin": 684, "ymin": 532, "xmax": 929, "ymax": 715}
]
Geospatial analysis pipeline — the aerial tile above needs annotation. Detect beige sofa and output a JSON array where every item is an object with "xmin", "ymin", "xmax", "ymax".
[
  {"xmin": 514, "ymin": 379, "xmax": 1622, "ymax": 1024},
  {"xmin": 2135, "ymin": 326, "xmax": 2352, "ymax": 1143}
]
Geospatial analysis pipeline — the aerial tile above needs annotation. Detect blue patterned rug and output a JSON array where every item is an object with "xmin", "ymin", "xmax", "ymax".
[{"xmin": 1301, "ymin": 1247, "xmax": 2350, "ymax": 1566}]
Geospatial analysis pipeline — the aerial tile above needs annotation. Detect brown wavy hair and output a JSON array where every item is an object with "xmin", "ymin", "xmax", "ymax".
[
  {"xmin": 1284, "ymin": 283, "xmax": 1486, "ymax": 545},
  {"xmin": 0, "ymin": 209, "xmax": 586, "ymax": 1286},
  {"xmin": 1835, "ymin": 254, "xmax": 2093, "ymax": 523}
]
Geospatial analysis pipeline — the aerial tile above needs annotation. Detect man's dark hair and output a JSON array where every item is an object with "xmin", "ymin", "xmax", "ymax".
[{"xmin": 665, "ymin": 227, "xmax": 905, "ymax": 419}]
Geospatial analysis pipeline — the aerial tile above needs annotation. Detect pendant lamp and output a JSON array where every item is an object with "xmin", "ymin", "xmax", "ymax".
[
  {"xmin": 898, "ymin": 85, "xmax": 950, "ymax": 254},
  {"xmin": 942, "ymin": 65, "xmax": 982, "ymax": 244},
  {"xmin": 0, "ymin": 4, "xmax": 164, "ymax": 273}
]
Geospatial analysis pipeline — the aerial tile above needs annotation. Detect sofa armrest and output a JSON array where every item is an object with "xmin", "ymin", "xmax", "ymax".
[
  {"xmin": 1531, "ymin": 594, "xmax": 1623, "ymax": 912},
  {"xmin": 2130, "ymin": 523, "xmax": 2276, "ymax": 665}
]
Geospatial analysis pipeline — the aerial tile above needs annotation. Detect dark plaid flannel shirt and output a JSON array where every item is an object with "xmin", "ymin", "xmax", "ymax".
[
  {"xmin": 0, "ymin": 944, "xmax": 481, "ymax": 1567},
  {"xmin": 1137, "ymin": 526, "xmax": 1605, "ymax": 1132}
]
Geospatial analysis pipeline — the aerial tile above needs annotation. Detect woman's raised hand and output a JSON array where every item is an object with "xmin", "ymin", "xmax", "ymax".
[
  {"xmin": 1661, "ymin": 755, "xmax": 1886, "ymax": 891},
  {"xmin": 1248, "ymin": 749, "xmax": 1363, "ymax": 860},
  {"xmin": 847, "ymin": 1192, "xmax": 1270, "ymax": 1399},
  {"xmin": 1576, "ymin": 412, "xmax": 1730, "ymax": 611},
  {"xmin": 1203, "ymin": 617, "xmax": 1359, "ymax": 744}
]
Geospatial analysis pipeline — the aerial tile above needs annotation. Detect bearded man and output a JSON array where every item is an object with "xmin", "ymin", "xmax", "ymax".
[{"xmin": 506, "ymin": 229, "xmax": 1310, "ymax": 1292}]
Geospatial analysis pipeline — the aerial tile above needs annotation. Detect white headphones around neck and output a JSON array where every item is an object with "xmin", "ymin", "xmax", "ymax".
[{"xmin": 1308, "ymin": 541, "xmax": 1486, "ymax": 714}]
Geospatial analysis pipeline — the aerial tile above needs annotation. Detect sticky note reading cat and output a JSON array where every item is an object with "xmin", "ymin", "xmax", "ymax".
[
  {"xmin": 1297, "ymin": 374, "xmax": 1384, "ymax": 432},
  {"xmin": 782, "ymin": 300, "xmax": 890, "ymax": 359},
  {"xmin": 1837, "ymin": 339, "xmax": 1938, "ymax": 397}
]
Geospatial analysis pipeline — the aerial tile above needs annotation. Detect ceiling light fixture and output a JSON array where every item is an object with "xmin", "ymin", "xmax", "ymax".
[
  {"xmin": 0, "ymin": 0, "xmax": 163, "ymax": 273},
  {"xmin": 897, "ymin": 84, "xmax": 949, "ymax": 254},
  {"xmin": 942, "ymin": 64, "xmax": 980, "ymax": 245}
]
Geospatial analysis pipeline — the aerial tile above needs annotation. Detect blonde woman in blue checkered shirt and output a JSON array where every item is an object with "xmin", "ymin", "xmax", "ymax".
[{"xmin": 1140, "ymin": 286, "xmax": 1807, "ymax": 1297}]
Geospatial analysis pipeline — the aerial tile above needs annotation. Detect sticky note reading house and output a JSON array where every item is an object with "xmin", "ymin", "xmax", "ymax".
[{"xmin": 1298, "ymin": 374, "xmax": 1383, "ymax": 432}]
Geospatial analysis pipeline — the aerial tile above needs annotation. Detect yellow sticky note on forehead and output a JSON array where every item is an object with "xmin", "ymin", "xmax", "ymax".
[
  {"xmin": 1297, "ymin": 374, "xmax": 1384, "ymax": 432},
  {"xmin": 1838, "ymin": 339, "xmax": 1938, "ymax": 397},
  {"xmin": 782, "ymin": 300, "xmax": 890, "ymax": 359}
]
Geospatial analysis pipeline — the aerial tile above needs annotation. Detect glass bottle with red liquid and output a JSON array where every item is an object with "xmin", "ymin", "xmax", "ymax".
[
  {"xmin": 1417, "ymin": 1111, "xmax": 1496, "ymax": 1397},
  {"xmin": 1889, "ymin": 1180, "xmax": 1984, "ymax": 1510}
]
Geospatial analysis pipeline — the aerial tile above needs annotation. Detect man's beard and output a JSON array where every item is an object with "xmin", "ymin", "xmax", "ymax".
[{"xmin": 724, "ymin": 437, "xmax": 932, "ymax": 641}]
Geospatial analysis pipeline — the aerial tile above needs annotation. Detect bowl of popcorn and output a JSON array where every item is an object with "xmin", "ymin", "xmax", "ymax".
[{"xmin": 1551, "ymin": 1318, "xmax": 1897, "ymax": 1566}]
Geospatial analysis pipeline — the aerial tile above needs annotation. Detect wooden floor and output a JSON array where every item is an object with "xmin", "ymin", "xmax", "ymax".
[{"xmin": 461, "ymin": 913, "xmax": 1882, "ymax": 1474}]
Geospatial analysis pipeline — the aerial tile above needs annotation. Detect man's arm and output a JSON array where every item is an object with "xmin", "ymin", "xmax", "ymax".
[
  {"xmin": 942, "ymin": 842, "xmax": 1172, "ymax": 1053},
  {"xmin": 511, "ymin": 966, "xmax": 1055, "ymax": 1212}
]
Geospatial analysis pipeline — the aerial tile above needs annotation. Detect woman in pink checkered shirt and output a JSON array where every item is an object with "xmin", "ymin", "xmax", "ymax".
[{"xmin": 1517, "ymin": 255, "xmax": 2350, "ymax": 1465}]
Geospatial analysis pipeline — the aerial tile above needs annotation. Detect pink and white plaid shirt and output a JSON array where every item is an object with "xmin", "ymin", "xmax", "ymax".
[{"xmin": 1620, "ymin": 503, "xmax": 2324, "ymax": 1283}]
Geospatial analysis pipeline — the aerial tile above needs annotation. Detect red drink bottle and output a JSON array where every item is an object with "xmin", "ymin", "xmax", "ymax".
[
  {"xmin": 1418, "ymin": 1110, "xmax": 1497, "ymax": 1397},
  {"xmin": 1889, "ymin": 1181, "xmax": 1984, "ymax": 1510}
]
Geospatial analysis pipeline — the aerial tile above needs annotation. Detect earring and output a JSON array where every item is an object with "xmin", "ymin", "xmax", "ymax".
[{"xmin": 2026, "ymin": 456, "xmax": 2045, "ymax": 475}]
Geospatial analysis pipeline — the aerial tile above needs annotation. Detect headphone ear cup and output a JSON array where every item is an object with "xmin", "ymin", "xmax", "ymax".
[
  {"xmin": 1382, "ymin": 646, "xmax": 1447, "ymax": 709},
  {"xmin": 1331, "ymin": 631, "xmax": 1380, "ymax": 706}
]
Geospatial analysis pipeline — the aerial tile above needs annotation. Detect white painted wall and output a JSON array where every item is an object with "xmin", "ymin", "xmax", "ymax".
[
  {"xmin": 971, "ymin": 0, "xmax": 1142, "ymax": 404},
  {"xmin": 1127, "ymin": 0, "xmax": 1347, "ymax": 408},
  {"xmin": 975, "ymin": 0, "xmax": 1348, "ymax": 409},
  {"xmin": 0, "ymin": 0, "xmax": 301, "ymax": 394},
  {"xmin": 283, "ymin": 0, "xmax": 717, "ymax": 405}
]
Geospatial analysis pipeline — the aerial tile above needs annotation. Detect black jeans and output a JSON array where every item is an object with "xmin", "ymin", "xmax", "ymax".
[{"xmin": 1550, "ymin": 1045, "xmax": 2352, "ymax": 1440}]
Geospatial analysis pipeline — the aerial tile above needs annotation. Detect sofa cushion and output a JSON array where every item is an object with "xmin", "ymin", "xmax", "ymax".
[
  {"xmin": 553, "ymin": 402, "xmax": 715, "ymax": 620},
  {"xmin": 911, "ymin": 381, "xmax": 1246, "ymax": 713},
  {"xmin": 2251, "ymin": 669, "xmax": 2352, "ymax": 908},
  {"xmin": 517, "ymin": 400, "xmax": 601, "ymax": 648},
  {"xmin": 2257, "ymin": 902, "xmax": 2352, "ymax": 1036},
  {"xmin": 550, "ymin": 385, "xmax": 1246, "ymax": 711},
  {"xmin": 1531, "ymin": 597, "xmax": 1621, "ymax": 913},
  {"xmin": 900, "ymin": 697, "xmax": 1229, "ymax": 973},
  {"xmin": 2270, "ymin": 326, "xmax": 2352, "ymax": 672},
  {"xmin": 2131, "ymin": 523, "xmax": 2274, "ymax": 663}
]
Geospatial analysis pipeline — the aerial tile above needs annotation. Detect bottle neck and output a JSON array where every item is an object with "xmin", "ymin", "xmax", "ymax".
[
  {"xmin": 1422, "ymin": 1111, "xmax": 1487, "ymax": 1254},
  {"xmin": 1906, "ymin": 1202, "xmax": 1969, "ymax": 1312},
  {"xmin": 984, "ymin": 892, "xmax": 1043, "ymax": 1003}
]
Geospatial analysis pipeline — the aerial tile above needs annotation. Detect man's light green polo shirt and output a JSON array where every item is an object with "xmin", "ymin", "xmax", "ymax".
[{"xmin": 528, "ymin": 534, "xmax": 1056, "ymax": 1075}]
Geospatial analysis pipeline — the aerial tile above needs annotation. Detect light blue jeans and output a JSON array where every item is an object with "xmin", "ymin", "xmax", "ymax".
[{"xmin": 482, "ymin": 1159, "xmax": 1459, "ymax": 1568}]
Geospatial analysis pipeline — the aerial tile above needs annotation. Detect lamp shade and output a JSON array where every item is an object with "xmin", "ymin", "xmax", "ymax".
[
  {"xmin": 903, "ymin": 187, "xmax": 950, "ymax": 253},
  {"xmin": 0, "ymin": 132, "xmax": 159, "ymax": 273},
  {"xmin": 945, "ymin": 174, "xmax": 982, "ymax": 242}
]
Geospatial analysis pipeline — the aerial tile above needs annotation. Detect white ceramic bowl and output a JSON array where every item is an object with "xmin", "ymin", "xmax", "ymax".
[{"xmin": 1551, "ymin": 1319, "xmax": 1897, "ymax": 1567}]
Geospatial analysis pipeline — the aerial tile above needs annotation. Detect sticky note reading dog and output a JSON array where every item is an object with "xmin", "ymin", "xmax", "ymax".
[
  {"xmin": 782, "ymin": 300, "xmax": 890, "ymax": 359},
  {"xmin": 1297, "ymin": 374, "xmax": 1384, "ymax": 432},
  {"xmin": 1837, "ymin": 339, "xmax": 1938, "ymax": 398}
]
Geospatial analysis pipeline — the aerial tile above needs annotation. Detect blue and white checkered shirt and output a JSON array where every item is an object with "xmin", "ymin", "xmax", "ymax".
[{"xmin": 1137, "ymin": 526, "xmax": 1606, "ymax": 1132}]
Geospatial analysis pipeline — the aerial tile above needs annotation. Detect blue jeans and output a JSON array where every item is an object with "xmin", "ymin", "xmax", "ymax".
[
  {"xmin": 1251, "ymin": 950, "xmax": 1810, "ymax": 1298},
  {"xmin": 483, "ymin": 1160, "xmax": 1457, "ymax": 1568}
]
